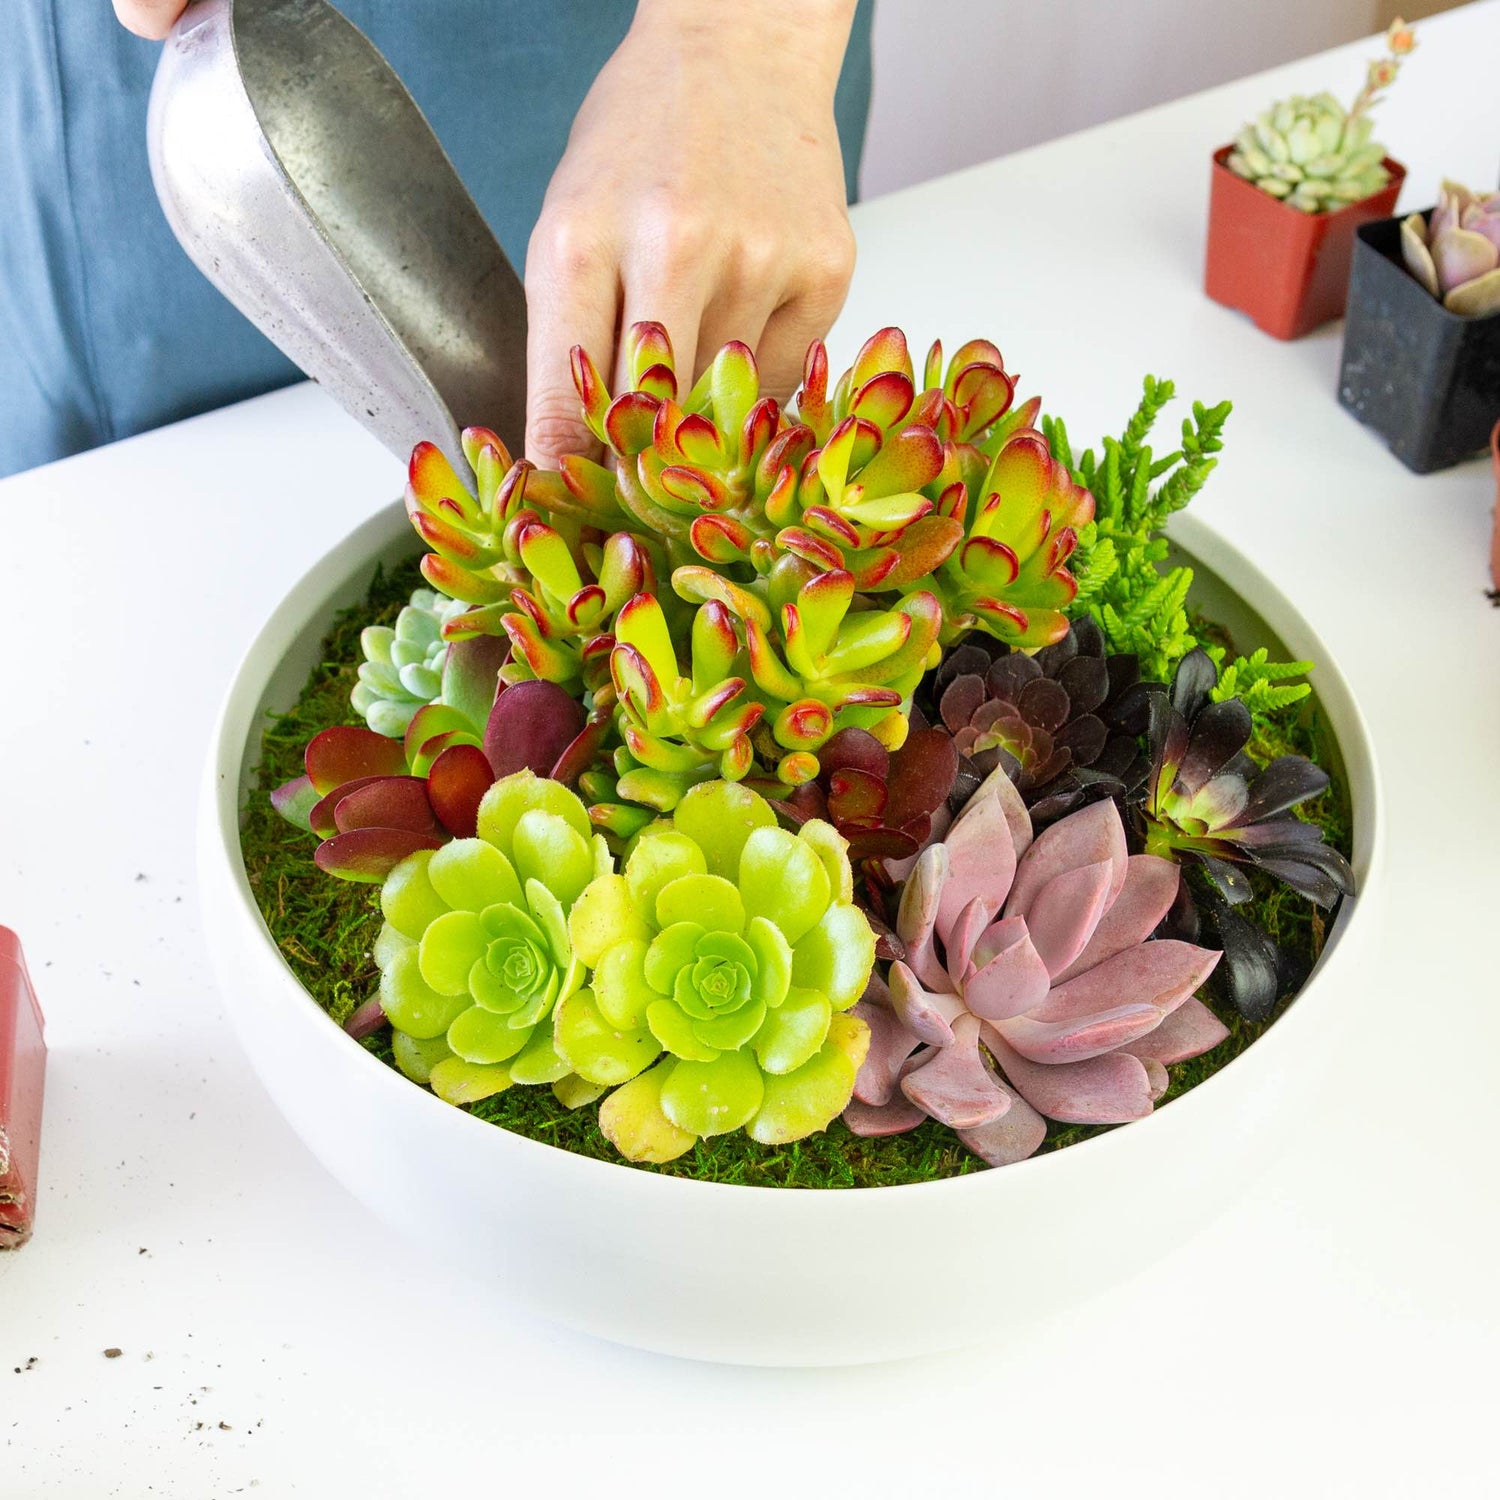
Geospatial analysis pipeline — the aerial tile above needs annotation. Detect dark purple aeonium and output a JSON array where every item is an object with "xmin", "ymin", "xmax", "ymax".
[
  {"xmin": 1138, "ymin": 648, "xmax": 1356, "ymax": 1021},
  {"xmin": 928, "ymin": 618, "xmax": 1153, "ymax": 827},
  {"xmin": 1140, "ymin": 648, "xmax": 1354, "ymax": 908}
]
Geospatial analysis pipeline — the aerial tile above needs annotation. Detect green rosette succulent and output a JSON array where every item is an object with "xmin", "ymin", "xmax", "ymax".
[
  {"xmin": 351, "ymin": 587, "xmax": 470, "ymax": 736},
  {"xmin": 1227, "ymin": 94, "xmax": 1388, "ymax": 214},
  {"xmin": 1225, "ymin": 19, "xmax": 1416, "ymax": 214},
  {"xmin": 557, "ymin": 780, "xmax": 875, "ymax": 1163},
  {"xmin": 373, "ymin": 770, "xmax": 612, "ymax": 1107}
]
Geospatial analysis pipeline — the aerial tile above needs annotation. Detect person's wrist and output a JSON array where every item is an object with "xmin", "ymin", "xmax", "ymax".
[{"xmin": 628, "ymin": 0, "xmax": 856, "ymax": 97}]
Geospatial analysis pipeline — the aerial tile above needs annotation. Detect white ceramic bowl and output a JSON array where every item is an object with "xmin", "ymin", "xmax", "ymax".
[{"xmin": 199, "ymin": 503, "xmax": 1383, "ymax": 1366}]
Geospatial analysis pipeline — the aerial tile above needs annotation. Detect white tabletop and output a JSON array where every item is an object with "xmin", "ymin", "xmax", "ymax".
[{"xmin": 4, "ymin": 7, "xmax": 1499, "ymax": 1496}]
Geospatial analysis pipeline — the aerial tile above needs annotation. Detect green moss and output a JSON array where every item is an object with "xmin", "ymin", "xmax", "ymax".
[{"xmin": 239, "ymin": 556, "xmax": 1347, "ymax": 1189}]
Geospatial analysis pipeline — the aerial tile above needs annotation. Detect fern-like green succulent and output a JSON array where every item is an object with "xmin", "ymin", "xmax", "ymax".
[
  {"xmin": 1210, "ymin": 647, "xmax": 1312, "ymax": 716},
  {"xmin": 1047, "ymin": 382, "xmax": 1315, "ymax": 727},
  {"xmin": 1043, "ymin": 378, "xmax": 1229, "ymax": 680}
]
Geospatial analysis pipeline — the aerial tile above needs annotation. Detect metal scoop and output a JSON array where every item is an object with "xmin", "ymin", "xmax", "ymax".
[{"xmin": 148, "ymin": 0, "xmax": 527, "ymax": 471}]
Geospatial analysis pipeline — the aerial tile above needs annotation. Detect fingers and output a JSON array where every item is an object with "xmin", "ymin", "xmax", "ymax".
[
  {"xmin": 615, "ymin": 199, "xmax": 716, "ymax": 396},
  {"xmin": 616, "ymin": 287, "xmax": 701, "ymax": 412},
  {"xmin": 692, "ymin": 225, "xmax": 785, "ymax": 376},
  {"xmin": 755, "ymin": 224, "xmax": 857, "ymax": 404},
  {"xmin": 695, "ymin": 290, "xmax": 778, "ymax": 396},
  {"xmin": 112, "ymin": 0, "xmax": 189, "ymax": 39},
  {"xmin": 523, "ymin": 211, "xmax": 619, "ymax": 469}
]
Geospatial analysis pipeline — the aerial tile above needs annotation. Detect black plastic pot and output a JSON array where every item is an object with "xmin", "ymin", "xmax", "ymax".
[{"xmin": 1337, "ymin": 214, "xmax": 1500, "ymax": 474}]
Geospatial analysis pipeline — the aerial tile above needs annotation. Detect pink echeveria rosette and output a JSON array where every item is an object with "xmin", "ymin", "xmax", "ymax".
[{"xmin": 845, "ymin": 768, "xmax": 1228, "ymax": 1166}]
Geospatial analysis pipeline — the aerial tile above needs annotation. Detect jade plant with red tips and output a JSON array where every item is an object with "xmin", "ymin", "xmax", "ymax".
[
  {"xmin": 251, "ymin": 328, "xmax": 1358, "ymax": 1185},
  {"xmin": 392, "ymin": 325, "xmax": 1103, "ymax": 822}
]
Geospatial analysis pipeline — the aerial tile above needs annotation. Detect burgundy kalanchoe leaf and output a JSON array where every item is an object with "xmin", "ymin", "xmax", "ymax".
[
  {"xmin": 343, "ymin": 995, "xmax": 389, "ymax": 1041},
  {"xmin": 314, "ymin": 827, "xmax": 445, "ymax": 883},
  {"xmin": 426, "ymin": 743, "xmax": 496, "ymax": 838},
  {"xmin": 883, "ymin": 728, "xmax": 960, "ymax": 829},
  {"xmin": 826, "ymin": 767, "xmax": 887, "ymax": 823},
  {"xmin": 309, "ymin": 775, "xmax": 387, "ymax": 839},
  {"xmin": 818, "ymin": 726, "xmax": 890, "ymax": 780},
  {"xmin": 549, "ymin": 711, "xmax": 612, "ymax": 789},
  {"xmin": 790, "ymin": 725, "xmax": 957, "ymax": 873},
  {"xmin": 482, "ymin": 679, "xmax": 588, "ymax": 780},
  {"xmin": 304, "ymin": 725, "xmax": 409, "ymax": 796},
  {"xmin": 270, "ymin": 774, "xmax": 319, "ymax": 833},
  {"xmin": 332, "ymin": 776, "xmax": 442, "ymax": 836}
]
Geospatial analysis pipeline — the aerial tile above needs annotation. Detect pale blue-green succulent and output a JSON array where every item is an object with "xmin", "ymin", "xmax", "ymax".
[{"xmin": 352, "ymin": 587, "xmax": 469, "ymax": 736}]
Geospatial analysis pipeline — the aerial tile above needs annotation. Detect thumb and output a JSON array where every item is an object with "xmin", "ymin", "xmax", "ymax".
[
  {"xmin": 524, "ymin": 212, "xmax": 618, "ymax": 468},
  {"xmin": 113, "ymin": 1, "xmax": 190, "ymax": 40}
]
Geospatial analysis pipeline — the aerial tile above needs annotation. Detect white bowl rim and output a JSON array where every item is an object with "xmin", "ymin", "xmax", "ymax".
[{"xmin": 207, "ymin": 503, "xmax": 1385, "ymax": 1204}]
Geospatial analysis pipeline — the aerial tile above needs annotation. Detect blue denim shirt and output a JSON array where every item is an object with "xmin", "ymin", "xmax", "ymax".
[{"xmin": 0, "ymin": 2, "xmax": 871, "ymax": 476}]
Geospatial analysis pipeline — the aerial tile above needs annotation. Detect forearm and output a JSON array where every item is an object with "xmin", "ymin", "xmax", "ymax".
[{"xmin": 630, "ymin": 0, "xmax": 858, "ymax": 97}]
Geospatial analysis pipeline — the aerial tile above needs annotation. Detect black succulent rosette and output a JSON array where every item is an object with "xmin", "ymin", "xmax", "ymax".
[
  {"xmin": 927, "ymin": 618, "xmax": 1153, "ymax": 825},
  {"xmin": 1139, "ymin": 648, "xmax": 1355, "ymax": 1019},
  {"xmin": 1141, "ymin": 649, "xmax": 1353, "ymax": 904}
]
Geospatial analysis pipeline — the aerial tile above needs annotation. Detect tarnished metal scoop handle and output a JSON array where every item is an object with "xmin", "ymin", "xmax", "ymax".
[{"xmin": 148, "ymin": 0, "xmax": 527, "ymax": 472}]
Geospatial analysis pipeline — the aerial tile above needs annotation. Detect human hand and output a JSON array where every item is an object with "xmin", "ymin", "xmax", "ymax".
[
  {"xmin": 524, "ymin": 0, "xmax": 859, "ymax": 468},
  {"xmin": 113, "ymin": 0, "xmax": 189, "ymax": 40}
]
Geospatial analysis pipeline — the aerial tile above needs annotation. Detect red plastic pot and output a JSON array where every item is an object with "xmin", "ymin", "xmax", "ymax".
[
  {"xmin": 0, "ymin": 927, "xmax": 45, "ymax": 1250},
  {"xmin": 1204, "ymin": 145, "xmax": 1405, "ymax": 340}
]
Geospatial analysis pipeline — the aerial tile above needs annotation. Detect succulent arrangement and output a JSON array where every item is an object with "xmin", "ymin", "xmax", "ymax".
[
  {"xmin": 1400, "ymin": 180, "xmax": 1500, "ymax": 317},
  {"xmin": 257, "ymin": 322, "xmax": 1355, "ymax": 1182},
  {"xmin": 1226, "ymin": 17, "xmax": 1416, "ymax": 213}
]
